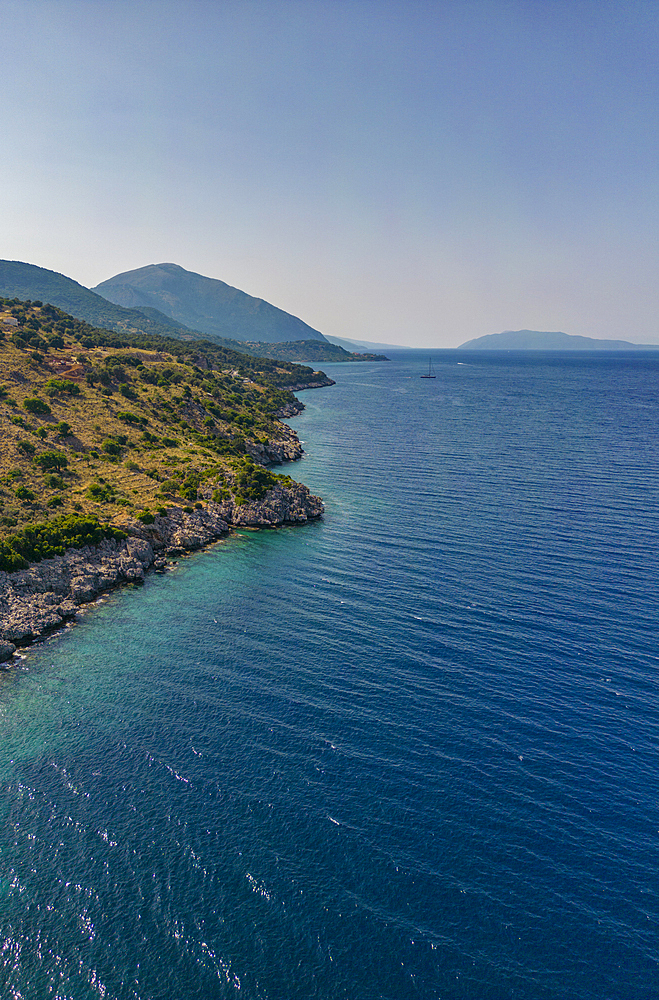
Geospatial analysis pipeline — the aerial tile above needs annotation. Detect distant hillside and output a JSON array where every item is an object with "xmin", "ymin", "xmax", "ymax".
[
  {"xmin": 459, "ymin": 329, "xmax": 659, "ymax": 351},
  {"xmin": 220, "ymin": 339, "xmax": 388, "ymax": 364},
  {"xmin": 94, "ymin": 263, "xmax": 328, "ymax": 344},
  {"xmin": 0, "ymin": 260, "xmax": 195, "ymax": 341},
  {"xmin": 325, "ymin": 334, "xmax": 404, "ymax": 351}
]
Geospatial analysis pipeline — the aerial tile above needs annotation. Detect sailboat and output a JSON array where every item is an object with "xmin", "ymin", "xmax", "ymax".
[{"xmin": 420, "ymin": 357, "xmax": 436, "ymax": 378}]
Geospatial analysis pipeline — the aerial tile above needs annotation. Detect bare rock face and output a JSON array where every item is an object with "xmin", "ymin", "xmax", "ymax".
[
  {"xmin": 0, "ymin": 537, "xmax": 155, "ymax": 643},
  {"xmin": 130, "ymin": 506, "xmax": 231, "ymax": 554},
  {"xmin": 245, "ymin": 425, "xmax": 303, "ymax": 465},
  {"xmin": 0, "ymin": 484, "xmax": 323, "ymax": 651},
  {"xmin": 275, "ymin": 399, "xmax": 304, "ymax": 419},
  {"xmin": 211, "ymin": 483, "xmax": 323, "ymax": 527}
]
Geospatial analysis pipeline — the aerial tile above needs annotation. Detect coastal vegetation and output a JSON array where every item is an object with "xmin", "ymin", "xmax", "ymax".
[
  {"xmin": 0, "ymin": 296, "xmax": 329, "ymax": 570},
  {"xmin": 217, "ymin": 337, "xmax": 389, "ymax": 364}
]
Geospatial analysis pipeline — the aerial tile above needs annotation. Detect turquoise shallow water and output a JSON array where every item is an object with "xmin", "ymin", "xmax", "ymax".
[{"xmin": 1, "ymin": 350, "xmax": 659, "ymax": 998}]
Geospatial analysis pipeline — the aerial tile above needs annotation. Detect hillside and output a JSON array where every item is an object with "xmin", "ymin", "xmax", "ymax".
[
  {"xmin": 0, "ymin": 260, "xmax": 387, "ymax": 363},
  {"xmin": 0, "ymin": 297, "xmax": 333, "ymax": 570},
  {"xmin": 94, "ymin": 263, "xmax": 328, "ymax": 344},
  {"xmin": 0, "ymin": 260, "xmax": 196, "ymax": 341},
  {"xmin": 459, "ymin": 329, "xmax": 659, "ymax": 350},
  {"xmin": 212, "ymin": 338, "xmax": 388, "ymax": 364}
]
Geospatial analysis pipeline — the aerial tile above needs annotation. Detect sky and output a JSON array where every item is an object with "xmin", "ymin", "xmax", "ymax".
[{"xmin": 0, "ymin": 0, "xmax": 657, "ymax": 347}]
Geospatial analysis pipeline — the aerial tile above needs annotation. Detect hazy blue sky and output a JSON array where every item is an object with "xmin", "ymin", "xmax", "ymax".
[{"xmin": 1, "ymin": 0, "xmax": 657, "ymax": 346}]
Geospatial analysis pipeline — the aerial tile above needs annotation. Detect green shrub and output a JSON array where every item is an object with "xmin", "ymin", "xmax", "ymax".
[
  {"xmin": 0, "ymin": 542, "xmax": 28, "ymax": 572},
  {"xmin": 101, "ymin": 439, "xmax": 122, "ymax": 456},
  {"xmin": 88, "ymin": 483, "xmax": 115, "ymax": 502},
  {"xmin": 179, "ymin": 470, "xmax": 203, "ymax": 502},
  {"xmin": 116, "ymin": 411, "xmax": 139, "ymax": 424},
  {"xmin": 137, "ymin": 511, "xmax": 155, "ymax": 524},
  {"xmin": 47, "ymin": 496, "xmax": 63, "ymax": 508},
  {"xmin": 0, "ymin": 515, "xmax": 126, "ymax": 571},
  {"xmin": 43, "ymin": 473, "xmax": 64, "ymax": 489},
  {"xmin": 54, "ymin": 421, "xmax": 72, "ymax": 437},
  {"xmin": 17, "ymin": 440, "xmax": 36, "ymax": 455},
  {"xmin": 23, "ymin": 397, "xmax": 51, "ymax": 415},
  {"xmin": 44, "ymin": 378, "xmax": 81, "ymax": 396},
  {"xmin": 33, "ymin": 451, "xmax": 68, "ymax": 472},
  {"xmin": 230, "ymin": 457, "xmax": 277, "ymax": 502},
  {"xmin": 161, "ymin": 437, "xmax": 179, "ymax": 448},
  {"xmin": 15, "ymin": 486, "xmax": 36, "ymax": 501}
]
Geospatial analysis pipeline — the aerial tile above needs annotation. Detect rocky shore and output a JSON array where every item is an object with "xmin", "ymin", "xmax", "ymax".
[
  {"xmin": 0, "ymin": 482, "xmax": 323, "ymax": 662},
  {"xmin": 281, "ymin": 376, "xmax": 336, "ymax": 393},
  {"xmin": 245, "ymin": 425, "xmax": 303, "ymax": 464}
]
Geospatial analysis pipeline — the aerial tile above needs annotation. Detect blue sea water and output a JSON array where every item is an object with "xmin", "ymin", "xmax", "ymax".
[{"xmin": 1, "ymin": 349, "xmax": 659, "ymax": 999}]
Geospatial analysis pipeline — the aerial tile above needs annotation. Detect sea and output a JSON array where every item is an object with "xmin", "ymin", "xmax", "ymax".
[{"xmin": 1, "ymin": 349, "xmax": 658, "ymax": 1000}]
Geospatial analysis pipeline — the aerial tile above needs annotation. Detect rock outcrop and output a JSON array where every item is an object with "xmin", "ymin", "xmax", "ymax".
[
  {"xmin": 0, "ymin": 484, "xmax": 323, "ymax": 660},
  {"xmin": 245, "ymin": 430, "xmax": 303, "ymax": 465},
  {"xmin": 206, "ymin": 483, "xmax": 323, "ymax": 527}
]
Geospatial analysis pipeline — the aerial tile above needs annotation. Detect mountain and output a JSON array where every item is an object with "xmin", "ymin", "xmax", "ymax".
[
  {"xmin": 0, "ymin": 260, "xmax": 196, "ymax": 340},
  {"xmin": 93, "ymin": 263, "xmax": 328, "ymax": 344},
  {"xmin": 459, "ymin": 329, "xmax": 659, "ymax": 351}
]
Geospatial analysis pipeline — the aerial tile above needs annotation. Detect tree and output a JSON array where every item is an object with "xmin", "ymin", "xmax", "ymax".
[
  {"xmin": 34, "ymin": 450, "xmax": 68, "ymax": 472},
  {"xmin": 23, "ymin": 397, "xmax": 51, "ymax": 415}
]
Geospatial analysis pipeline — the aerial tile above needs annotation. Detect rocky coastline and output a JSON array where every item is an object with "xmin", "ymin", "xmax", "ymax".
[{"xmin": 0, "ymin": 481, "xmax": 323, "ymax": 663}]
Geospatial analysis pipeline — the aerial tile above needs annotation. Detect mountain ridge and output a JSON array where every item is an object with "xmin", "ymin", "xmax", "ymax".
[
  {"xmin": 94, "ymin": 263, "xmax": 328, "ymax": 345},
  {"xmin": 0, "ymin": 260, "xmax": 197, "ymax": 341}
]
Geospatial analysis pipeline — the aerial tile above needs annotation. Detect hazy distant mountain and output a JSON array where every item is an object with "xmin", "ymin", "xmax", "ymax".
[
  {"xmin": 0, "ymin": 260, "xmax": 195, "ymax": 340},
  {"xmin": 325, "ymin": 334, "xmax": 405, "ymax": 351},
  {"xmin": 459, "ymin": 329, "xmax": 659, "ymax": 351},
  {"xmin": 94, "ymin": 263, "xmax": 328, "ymax": 344}
]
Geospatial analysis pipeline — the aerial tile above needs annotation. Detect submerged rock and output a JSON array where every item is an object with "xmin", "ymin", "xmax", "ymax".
[{"xmin": 0, "ymin": 639, "xmax": 16, "ymax": 663}]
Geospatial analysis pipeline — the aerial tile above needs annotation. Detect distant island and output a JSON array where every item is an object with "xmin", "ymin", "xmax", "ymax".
[{"xmin": 459, "ymin": 329, "xmax": 659, "ymax": 351}]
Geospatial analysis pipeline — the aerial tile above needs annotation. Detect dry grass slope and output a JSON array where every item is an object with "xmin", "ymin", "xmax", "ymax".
[{"xmin": 0, "ymin": 299, "xmax": 316, "ymax": 557}]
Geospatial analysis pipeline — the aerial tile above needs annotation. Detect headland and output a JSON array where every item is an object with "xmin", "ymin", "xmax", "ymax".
[{"xmin": 0, "ymin": 297, "xmax": 330, "ymax": 662}]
